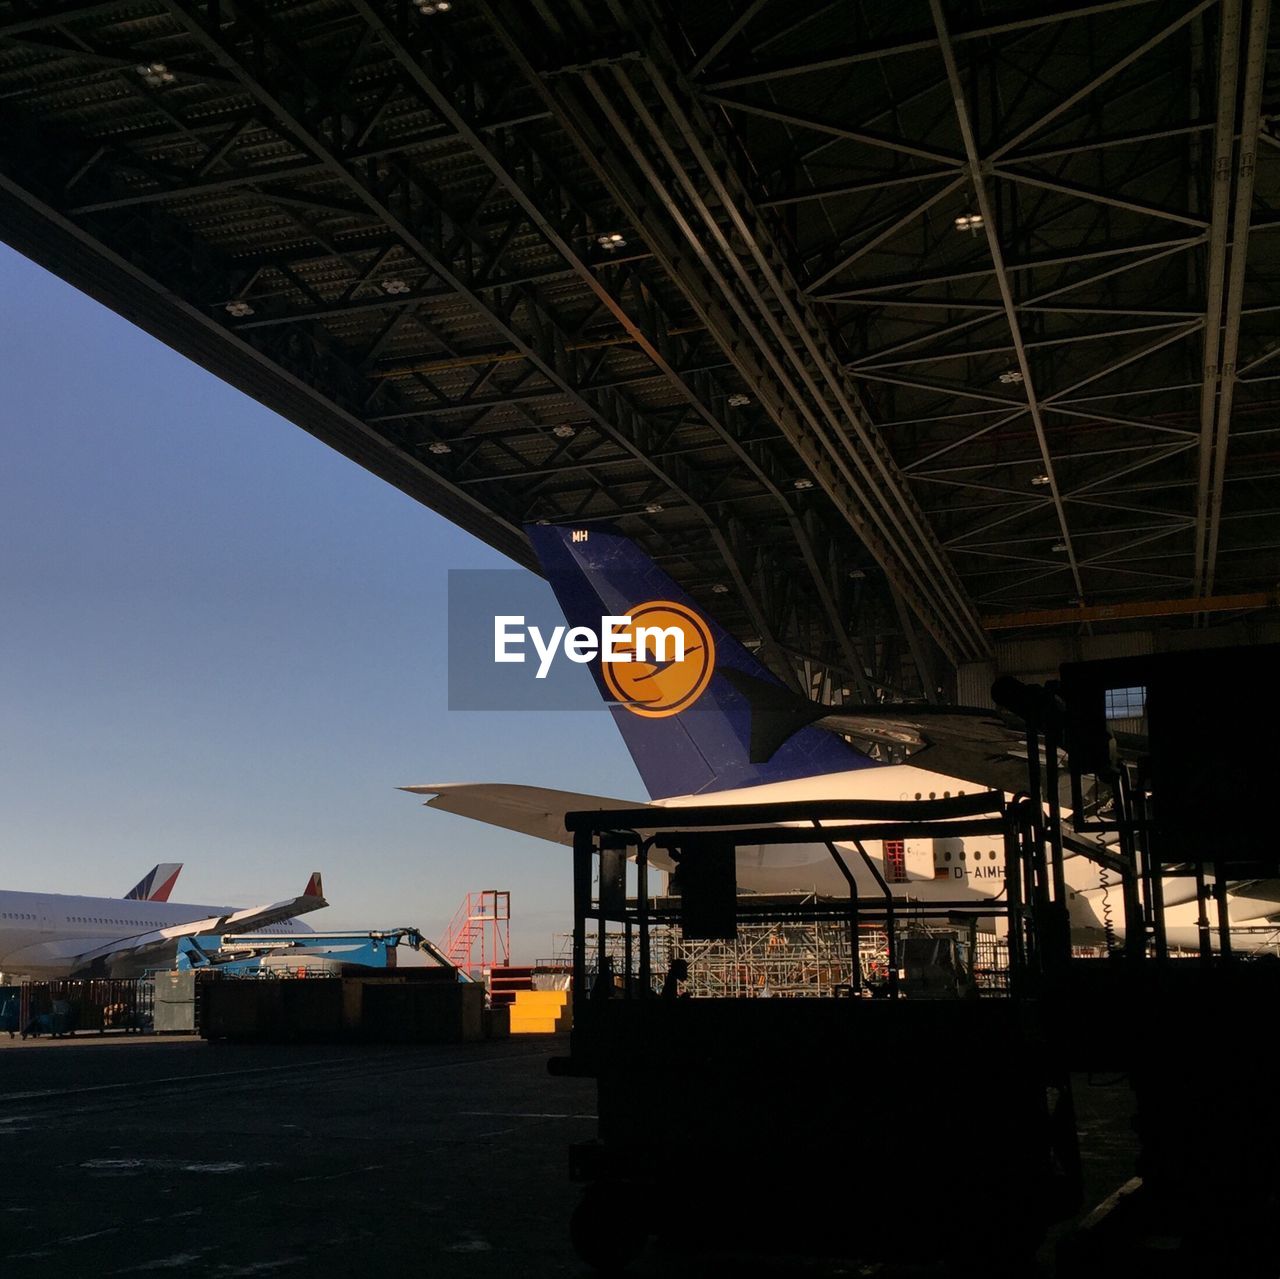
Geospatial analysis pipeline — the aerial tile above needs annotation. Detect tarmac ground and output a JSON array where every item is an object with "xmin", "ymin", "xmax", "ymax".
[{"xmin": 0, "ymin": 1032, "xmax": 1138, "ymax": 1277}]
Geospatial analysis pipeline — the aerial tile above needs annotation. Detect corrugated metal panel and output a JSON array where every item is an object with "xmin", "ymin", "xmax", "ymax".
[
  {"xmin": 995, "ymin": 637, "xmax": 1073, "ymax": 678},
  {"xmin": 1080, "ymin": 632, "xmax": 1155, "ymax": 661},
  {"xmin": 1108, "ymin": 717, "xmax": 1146, "ymax": 736},
  {"xmin": 955, "ymin": 661, "xmax": 996, "ymax": 708}
]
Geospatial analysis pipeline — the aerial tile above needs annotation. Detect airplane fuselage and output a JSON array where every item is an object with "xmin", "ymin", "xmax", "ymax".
[
  {"xmin": 0, "ymin": 889, "xmax": 312, "ymax": 979},
  {"xmin": 651, "ymin": 767, "xmax": 1280, "ymax": 951}
]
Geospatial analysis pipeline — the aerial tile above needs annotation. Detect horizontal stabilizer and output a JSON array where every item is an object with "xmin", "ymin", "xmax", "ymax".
[{"xmin": 400, "ymin": 783, "xmax": 648, "ymax": 847}]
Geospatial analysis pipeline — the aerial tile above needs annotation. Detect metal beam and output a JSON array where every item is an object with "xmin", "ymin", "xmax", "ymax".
[
  {"xmin": 484, "ymin": 0, "xmax": 988, "ymax": 663},
  {"xmin": 929, "ymin": 0, "xmax": 1083, "ymax": 603},
  {"xmin": 1202, "ymin": 0, "xmax": 1270, "ymax": 594},
  {"xmin": 982, "ymin": 590, "xmax": 1277, "ymax": 629},
  {"xmin": 700, "ymin": 1, "xmax": 1163, "ymax": 89}
]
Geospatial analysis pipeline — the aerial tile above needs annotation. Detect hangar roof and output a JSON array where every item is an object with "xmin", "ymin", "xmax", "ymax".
[{"xmin": 2, "ymin": 0, "xmax": 1277, "ymax": 698}]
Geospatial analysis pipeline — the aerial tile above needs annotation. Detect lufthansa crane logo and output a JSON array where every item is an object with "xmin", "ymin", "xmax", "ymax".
[{"xmin": 601, "ymin": 600, "xmax": 716, "ymax": 719}]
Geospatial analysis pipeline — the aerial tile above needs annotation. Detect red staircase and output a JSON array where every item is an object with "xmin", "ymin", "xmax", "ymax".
[{"xmin": 442, "ymin": 890, "xmax": 511, "ymax": 980}]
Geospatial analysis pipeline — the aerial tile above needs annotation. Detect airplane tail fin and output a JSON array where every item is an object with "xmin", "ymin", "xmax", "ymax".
[
  {"xmin": 303, "ymin": 872, "xmax": 324, "ymax": 900},
  {"xmin": 525, "ymin": 524, "xmax": 873, "ymax": 799},
  {"xmin": 124, "ymin": 863, "xmax": 183, "ymax": 902}
]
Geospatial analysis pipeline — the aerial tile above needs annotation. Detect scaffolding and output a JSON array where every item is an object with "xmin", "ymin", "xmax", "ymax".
[{"xmin": 555, "ymin": 902, "xmax": 1010, "ymax": 999}]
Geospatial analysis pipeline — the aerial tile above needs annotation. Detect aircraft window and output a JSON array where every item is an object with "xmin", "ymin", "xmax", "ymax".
[
  {"xmin": 914, "ymin": 792, "xmax": 921, "ymax": 800},
  {"xmin": 944, "ymin": 790, "xmax": 951, "ymax": 798},
  {"xmin": 959, "ymin": 851, "xmax": 966, "ymax": 861},
  {"xmin": 974, "ymin": 851, "xmax": 981, "ymax": 861},
  {"xmin": 944, "ymin": 851, "xmax": 952, "ymax": 862},
  {"xmin": 928, "ymin": 791, "xmax": 936, "ymax": 799}
]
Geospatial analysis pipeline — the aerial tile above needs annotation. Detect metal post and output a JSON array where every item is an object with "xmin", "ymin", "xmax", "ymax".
[
  {"xmin": 1214, "ymin": 859, "xmax": 1233, "ymax": 959},
  {"xmin": 814, "ymin": 821, "xmax": 861, "ymax": 994},
  {"xmin": 852, "ymin": 838, "xmax": 898, "ymax": 997},
  {"xmin": 1115, "ymin": 775, "xmax": 1146, "ymax": 959},
  {"xmin": 1194, "ymin": 861, "xmax": 1213, "ymax": 961},
  {"xmin": 1022, "ymin": 712, "xmax": 1052, "ymax": 916},
  {"xmin": 638, "ymin": 836, "xmax": 651, "ymax": 999},
  {"xmin": 1137, "ymin": 787, "xmax": 1167, "ymax": 961},
  {"xmin": 1003, "ymin": 807, "xmax": 1025, "ymax": 992},
  {"xmin": 1043, "ymin": 708, "xmax": 1068, "ymax": 906},
  {"xmin": 572, "ymin": 828, "xmax": 592, "ymax": 1026}
]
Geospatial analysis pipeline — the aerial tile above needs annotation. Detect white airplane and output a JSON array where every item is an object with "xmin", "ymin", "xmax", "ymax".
[
  {"xmin": 404, "ymin": 524, "xmax": 1280, "ymax": 952},
  {"xmin": 0, "ymin": 871, "xmax": 327, "ymax": 979}
]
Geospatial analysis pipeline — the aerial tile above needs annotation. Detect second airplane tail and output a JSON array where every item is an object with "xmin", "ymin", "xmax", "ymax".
[
  {"xmin": 526, "ymin": 523, "xmax": 874, "ymax": 799},
  {"xmin": 124, "ymin": 863, "xmax": 183, "ymax": 902}
]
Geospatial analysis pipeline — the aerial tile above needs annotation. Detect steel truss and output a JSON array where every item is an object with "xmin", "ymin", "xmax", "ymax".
[{"xmin": 0, "ymin": 0, "xmax": 1276, "ymax": 684}]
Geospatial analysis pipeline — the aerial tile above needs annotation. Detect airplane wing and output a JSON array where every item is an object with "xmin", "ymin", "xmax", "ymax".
[
  {"xmin": 71, "ymin": 874, "xmax": 328, "ymax": 978},
  {"xmin": 400, "ymin": 783, "xmax": 649, "ymax": 846}
]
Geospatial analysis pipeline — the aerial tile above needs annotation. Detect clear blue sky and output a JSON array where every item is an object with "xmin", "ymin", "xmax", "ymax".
[{"xmin": 0, "ymin": 245, "xmax": 643, "ymax": 964}]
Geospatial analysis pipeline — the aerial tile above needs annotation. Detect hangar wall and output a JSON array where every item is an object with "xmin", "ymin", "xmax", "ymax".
[{"xmin": 956, "ymin": 619, "xmax": 1280, "ymax": 719}]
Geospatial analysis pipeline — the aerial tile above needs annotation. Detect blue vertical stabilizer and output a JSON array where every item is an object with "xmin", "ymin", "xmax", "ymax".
[{"xmin": 525, "ymin": 524, "xmax": 875, "ymax": 799}]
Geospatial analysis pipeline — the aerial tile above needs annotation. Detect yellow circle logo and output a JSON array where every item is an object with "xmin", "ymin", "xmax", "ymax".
[{"xmin": 601, "ymin": 600, "xmax": 716, "ymax": 718}]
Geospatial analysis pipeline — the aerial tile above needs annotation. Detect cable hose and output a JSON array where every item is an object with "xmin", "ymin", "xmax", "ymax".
[{"xmin": 1097, "ymin": 843, "xmax": 1117, "ymax": 954}]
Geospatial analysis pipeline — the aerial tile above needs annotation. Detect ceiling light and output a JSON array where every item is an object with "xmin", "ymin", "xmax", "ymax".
[
  {"xmin": 727, "ymin": 392, "xmax": 751, "ymax": 407},
  {"xmin": 382, "ymin": 278, "xmax": 410, "ymax": 295},
  {"xmin": 415, "ymin": 0, "xmax": 452, "ymax": 13},
  {"xmin": 427, "ymin": 441, "xmax": 452, "ymax": 455},
  {"xmin": 224, "ymin": 300, "xmax": 254, "ymax": 317},
  {"xmin": 998, "ymin": 369, "xmax": 1023, "ymax": 385},
  {"xmin": 552, "ymin": 423, "xmax": 576, "ymax": 439},
  {"xmin": 1051, "ymin": 541, "xmax": 1067, "ymax": 553},
  {"xmin": 136, "ymin": 61, "xmax": 176, "ymax": 87},
  {"xmin": 1030, "ymin": 473, "xmax": 1051, "ymax": 487},
  {"xmin": 954, "ymin": 212, "xmax": 983, "ymax": 232},
  {"xmin": 711, "ymin": 584, "xmax": 730, "ymax": 594},
  {"xmin": 644, "ymin": 502, "xmax": 664, "ymax": 514},
  {"xmin": 794, "ymin": 477, "xmax": 814, "ymax": 490},
  {"xmin": 596, "ymin": 232, "xmax": 626, "ymax": 250},
  {"xmin": 848, "ymin": 568, "xmax": 866, "ymax": 580}
]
